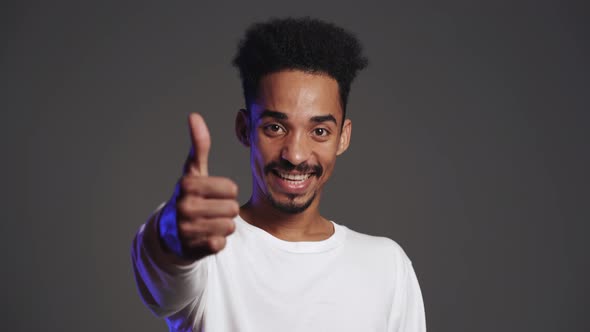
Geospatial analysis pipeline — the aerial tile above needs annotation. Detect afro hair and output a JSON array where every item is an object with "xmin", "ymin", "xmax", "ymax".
[{"xmin": 232, "ymin": 17, "xmax": 368, "ymax": 117}]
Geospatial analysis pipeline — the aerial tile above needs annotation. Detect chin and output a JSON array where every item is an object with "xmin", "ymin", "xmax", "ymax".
[{"xmin": 267, "ymin": 192, "xmax": 316, "ymax": 214}]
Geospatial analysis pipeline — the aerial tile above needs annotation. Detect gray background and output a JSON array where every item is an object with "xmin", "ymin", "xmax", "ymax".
[{"xmin": 2, "ymin": 0, "xmax": 588, "ymax": 331}]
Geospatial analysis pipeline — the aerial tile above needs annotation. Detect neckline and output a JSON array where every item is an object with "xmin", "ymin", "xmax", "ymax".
[{"xmin": 235, "ymin": 214, "xmax": 346, "ymax": 254}]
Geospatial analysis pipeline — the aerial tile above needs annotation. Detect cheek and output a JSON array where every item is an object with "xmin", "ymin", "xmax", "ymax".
[
  {"xmin": 251, "ymin": 141, "xmax": 275, "ymax": 169},
  {"xmin": 256, "ymin": 137, "xmax": 281, "ymax": 158},
  {"xmin": 317, "ymin": 142, "xmax": 339, "ymax": 162},
  {"xmin": 318, "ymin": 144, "xmax": 340, "ymax": 173},
  {"xmin": 251, "ymin": 149, "xmax": 265, "ymax": 172}
]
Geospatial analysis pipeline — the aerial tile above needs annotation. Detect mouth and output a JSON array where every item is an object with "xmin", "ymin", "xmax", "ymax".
[
  {"xmin": 270, "ymin": 170, "xmax": 316, "ymax": 193},
  {"xmin": 274, "ymin": 170, "xmax": 314, "ymax": 182}
]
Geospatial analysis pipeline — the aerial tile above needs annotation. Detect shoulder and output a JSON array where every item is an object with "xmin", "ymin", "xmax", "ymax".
[
  {"xmin": 342, "ymin": 226, "xmax": 406, "ymax": 256},
  {"xmin": 341, "ymin": 226, "xmax": 411, "ymax": 267},
  {"xmin": 338, "ymin": 224, "xmax": 415, "ymax": 290}
]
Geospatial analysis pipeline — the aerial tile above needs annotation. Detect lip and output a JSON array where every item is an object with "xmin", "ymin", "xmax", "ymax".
[{"xmin": 270, "ymin": 170, "xmax": 315, "ymax": 194}]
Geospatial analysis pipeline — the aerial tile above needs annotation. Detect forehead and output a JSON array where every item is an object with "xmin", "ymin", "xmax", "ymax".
[{"xmin": 251, "ymin": 70, "xmax": 343, "ymax": 122}]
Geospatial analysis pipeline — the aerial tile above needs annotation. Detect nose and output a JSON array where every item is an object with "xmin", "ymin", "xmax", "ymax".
[{"xmin": 281, "ymin": 132, "xmax": 311, "ymax": 166}]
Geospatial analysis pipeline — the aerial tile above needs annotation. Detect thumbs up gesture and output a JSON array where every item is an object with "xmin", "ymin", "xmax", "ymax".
[{"xmin": 159, "ymin": 113, "xmax": 239, "ymax": 261}]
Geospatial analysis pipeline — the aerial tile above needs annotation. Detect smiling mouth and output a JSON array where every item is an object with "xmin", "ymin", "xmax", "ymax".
[{"xmin": 273, "ymin": 170, "xmax": 314, "ymax": 183}]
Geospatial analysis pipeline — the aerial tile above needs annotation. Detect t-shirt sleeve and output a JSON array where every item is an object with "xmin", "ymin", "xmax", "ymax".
[
  {"xmin": 388, "ymin": 252, "xmax": 427, "ymax": 332},
  {"xmin": 131, "ymin": 204, "xmax": 208, "ymax": 322}
]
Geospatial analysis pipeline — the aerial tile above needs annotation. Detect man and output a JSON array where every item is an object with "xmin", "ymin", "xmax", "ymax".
[{"xmin": 132, "ymin": 17, "xmax": 426, "ymax": 332}]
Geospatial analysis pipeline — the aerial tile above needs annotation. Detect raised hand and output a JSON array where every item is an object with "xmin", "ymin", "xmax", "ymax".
[{"xmin": 159, "ymin": 113, "xmax": 239, "ymax": 261}]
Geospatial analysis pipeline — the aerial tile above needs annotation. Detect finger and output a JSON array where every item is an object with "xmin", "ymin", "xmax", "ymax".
[
  {"xmin": 180, "ymin": 176, "xmax": 238, "ymax": 199},
  {"xmin": 183, "ymin": 235, "xmax": 227, "ymax": 255},
  {"xmin": 179, "ymin": 217, "xmax": 236, "ymax": 238},
  {"xmin": 177, "ymin": 197, "xmax": 240, "ymax": 218},
  {"xmin": 207, "ymin": 236, "xmax": 227, "ymax": 253},
  {"xmin": 187, "ymin": 113, "xmax": 211, "ymax": 176}
]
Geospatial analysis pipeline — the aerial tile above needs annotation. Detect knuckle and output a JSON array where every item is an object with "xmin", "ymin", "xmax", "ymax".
[
  {"xmin": 188, "ymin": 236, "xmax": 205, "ymax": 247},
  {"xmin": 227, "ymin": 180, "xmax": 239, "ymax": 197},
  {"xmin": 209, "ymin": 237, "xmax": 226, "ymax": 252},
  {"xmin": 181, "ymin": 176, "xmax": 204, "ymax": 196},
  {"xmin": 217, "ymin": 177, "xmax": 237, "ymax": 196},
  {"xmin": 178, "ymin": 219, "xmax": 199, "ymax": 235},
  {"xmin": 177, "ymin": 196, "xmax": 207, "ymax": 218},
  {"xmin": 191, "ymin": 196, "xmax": 206, "ymax": 211},
  {"xmin": 177, "ymin": 221, "xmax": 191, "ymax": 234},
  {"xmin": 224, "ymin": 219, "xmax": 236, "ymax": 235},
  {"xmin": 178, "ymin": 216, "xmax": 203, "ymax": 230},
  {"xmin": 229, "ymin": 201, "xmax": 240, "ymax": 216},
  {"xmin": 180, "ymin": 176, "xmax": 192, "ymax": 192},
  {"xmin": 175, "ymin": 200, "xmax": 188, "ymax": 218},
  {"xmin": 176, "ymin": 198, "xmax": 192, "ymax": 216},
  {"xmin": 191, "ymin": 195, "xmax": 207, "ymax": 209}
]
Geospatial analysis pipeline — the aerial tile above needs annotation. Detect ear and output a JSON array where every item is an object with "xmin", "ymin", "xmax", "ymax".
[
  {"xmin": 336, "ymin": 118, "xmax": 352, "ymax": 156},
  {"xmin": 235, "ymin": 109, "xmax": 250, "ymax": 147}
]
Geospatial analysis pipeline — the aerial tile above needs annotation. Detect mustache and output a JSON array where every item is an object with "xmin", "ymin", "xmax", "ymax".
[{"xmin": 264, "ymin": 160, "xmax": 323, "ymax": 177}]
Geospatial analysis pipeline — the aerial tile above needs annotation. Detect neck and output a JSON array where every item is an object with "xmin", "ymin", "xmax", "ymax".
[{"xmin": 239, "ymin": 194, "xmax": 334, "ymax": 242}]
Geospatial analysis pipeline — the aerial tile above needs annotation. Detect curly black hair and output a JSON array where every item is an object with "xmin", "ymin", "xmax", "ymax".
[{"xmin": 232, "ymin": 17, "xmax": 368, "ymax": 118}]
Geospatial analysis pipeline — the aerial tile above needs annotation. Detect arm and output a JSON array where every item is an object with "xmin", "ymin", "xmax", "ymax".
[
  {"xmin": 131, "ymin": 113, "xmax": 238, "ymax": 320},
  {"xmin": 388, "ymin": 257, "xmax": 427, "ymax": 332},
  {"xmin": 131, "ymin": 203, "xmax": 209, "ymax": 318}
]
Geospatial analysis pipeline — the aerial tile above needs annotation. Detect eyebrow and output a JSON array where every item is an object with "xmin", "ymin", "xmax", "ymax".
[
  {"xmin": 310, "ymin": 114, "xmax": 337, "ymax": 125},
  {"xmin": 258, "ymin": 109, "xmax": 337, "ymax": 125},
  {"xmin": 258, "ymin": 109, "xmax": 287, "ymax": 120}
]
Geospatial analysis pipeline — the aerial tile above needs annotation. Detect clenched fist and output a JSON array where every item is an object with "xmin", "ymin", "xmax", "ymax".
[{"xmin": 159, "ymin": 113, "xmax": 239, "ymax": 261}]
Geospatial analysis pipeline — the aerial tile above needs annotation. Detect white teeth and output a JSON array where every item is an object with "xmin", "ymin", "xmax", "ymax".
[{"xmin": 277, "ymin": 172, "xmax": 312, "ymax": 181}]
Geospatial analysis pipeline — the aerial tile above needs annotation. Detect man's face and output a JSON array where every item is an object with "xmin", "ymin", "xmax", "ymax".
[{"xmin": 239, "ymin": 70, "xmax": 352, "ymax": 214}]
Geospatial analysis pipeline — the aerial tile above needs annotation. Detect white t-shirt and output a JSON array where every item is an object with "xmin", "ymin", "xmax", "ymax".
[{"xmin": 132, "ymin": 207, "xmax": 426, "ymax": 332}]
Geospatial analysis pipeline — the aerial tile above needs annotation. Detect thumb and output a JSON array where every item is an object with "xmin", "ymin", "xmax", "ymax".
[{"xmin": 187, "ymin": 113, "xmax": 210, "ymax": 176}]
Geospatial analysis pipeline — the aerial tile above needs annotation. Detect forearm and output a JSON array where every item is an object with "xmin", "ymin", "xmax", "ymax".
[{"xmin": 131, "ymin": 205, "xmax": 208, "ymax": 318}]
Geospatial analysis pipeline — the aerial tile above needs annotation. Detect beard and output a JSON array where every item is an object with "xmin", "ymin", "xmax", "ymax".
[
  {"xmin": 262, "ymin": 159, "xmax": 323, "ymax": 214},
  {"xmin": 267, "ymin": 191, "xmax": 317, "ymax": 214}
]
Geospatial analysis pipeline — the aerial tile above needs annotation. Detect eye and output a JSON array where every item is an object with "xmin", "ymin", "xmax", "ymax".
[
  {"xmin": 268, "ymin": 124, "xmax": 281, "ymax": 132},
  {"xmin": 263, "ymin": 123, "xmax": 286, "ymax": 136},
  {"xmin": 313, "ymin": 128, "xmax": 330, "ymax": 137}
]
